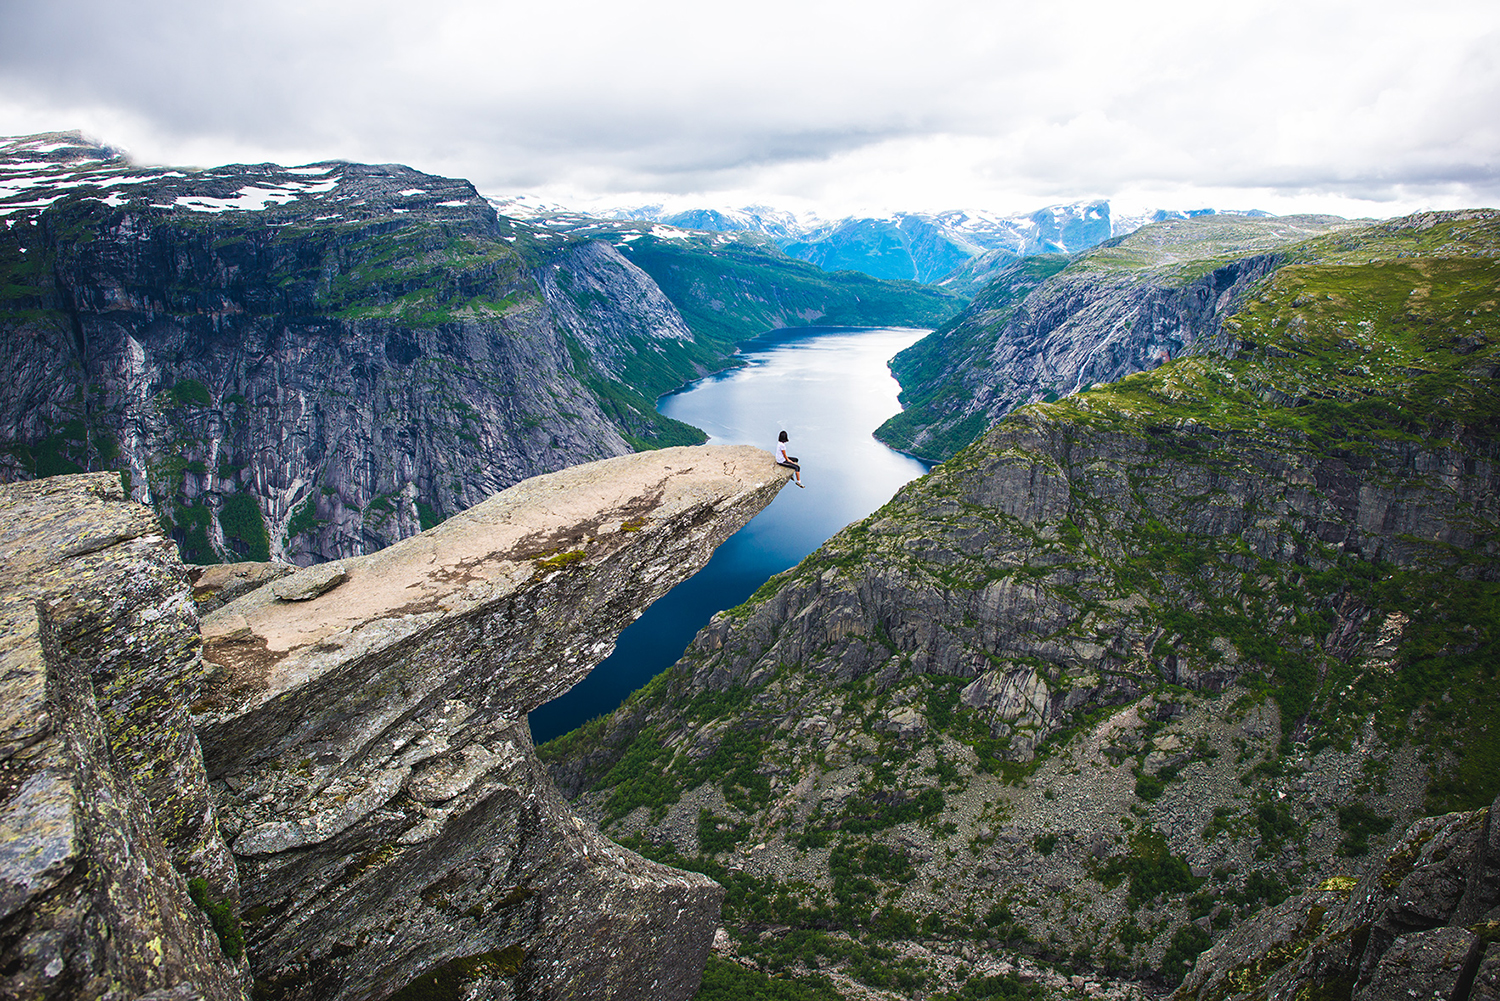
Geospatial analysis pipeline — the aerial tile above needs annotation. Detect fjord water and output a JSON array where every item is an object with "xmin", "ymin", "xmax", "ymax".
[{"xmin": 528, "ymin": 326, "xmax": 932, "ymax": 744}]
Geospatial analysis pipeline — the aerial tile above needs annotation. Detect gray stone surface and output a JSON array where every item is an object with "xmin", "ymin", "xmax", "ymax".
[
  {"xmin": 1176, "ymin": 795, "xmax": 1500, "ymax": 1001},
  {"xmin": 1473, "ymin": 942, "xmax": 1500, "ymax": 1001},
  {"xmin": 0, "ymin": 473, "xmax": 245, "ymax": 1001},
  {"xmin": 269, "ymin": 562, "xmax": 347, "ymax": 601},
  {"xmin": 189, "ymin": 562, "xmax": 295, "ymax": 614},
  {"xmin": 1360, "ymin": 926, "xmax": 1477, "ymax": 1001}
]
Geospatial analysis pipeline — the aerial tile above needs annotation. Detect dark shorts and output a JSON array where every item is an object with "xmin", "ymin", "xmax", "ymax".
[{"xmin": 777, "ymin": 460, "xmax": 800, "ymax": 472}]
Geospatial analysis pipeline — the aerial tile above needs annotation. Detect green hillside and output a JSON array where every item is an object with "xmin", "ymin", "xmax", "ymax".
[{"xmin": 614, "ymin": 232, "xmax": 968, "ymax": 342}]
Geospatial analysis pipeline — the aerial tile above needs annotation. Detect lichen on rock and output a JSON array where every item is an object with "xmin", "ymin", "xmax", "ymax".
[{"xmin": 0, "ymin": 472, "xmax": 244, "ymax": 1001}]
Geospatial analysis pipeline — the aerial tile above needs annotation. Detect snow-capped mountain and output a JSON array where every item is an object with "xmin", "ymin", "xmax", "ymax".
[
  {"xmin": 597, "ymin": 200, "xmax": 1115, "ymax": 283},
  {"xmin": 484, "ymin": 192, "xmax": 1264, "ymax": 290}
]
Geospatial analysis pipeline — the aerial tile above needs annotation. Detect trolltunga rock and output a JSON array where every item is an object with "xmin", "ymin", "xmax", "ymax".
[{"xmin": 195, "ymin": 445, "xmax": 786, "ymax": 1001}]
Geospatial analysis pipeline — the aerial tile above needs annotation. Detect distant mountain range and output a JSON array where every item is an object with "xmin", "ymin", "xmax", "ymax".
[
  {"xmin": 493, "ymin": 196, "xmax": 1275, "ymax": 288},
  {"xmin": 612, "ymin": 201, "xmax": 1115, "ymax": 284}
]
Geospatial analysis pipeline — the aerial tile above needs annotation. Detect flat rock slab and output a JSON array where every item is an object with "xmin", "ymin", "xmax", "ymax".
[
  {"xmin": 190, "ymin": 445, "xmax": 785, "ymax": 1001},
  {"xmin": 200, "ymin": 445, "xmax": 780, "ymax": 717}
]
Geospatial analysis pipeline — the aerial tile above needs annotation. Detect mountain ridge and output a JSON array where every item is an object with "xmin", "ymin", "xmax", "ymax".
[{"xmin": 874, "ymin": 213, "xmax": 1370, "ymax": 462}]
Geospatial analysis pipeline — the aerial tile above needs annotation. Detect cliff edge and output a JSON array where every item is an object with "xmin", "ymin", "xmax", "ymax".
[{"xmin": 1, "ymin": 444, "xmax": 788, "ymax": 1001}]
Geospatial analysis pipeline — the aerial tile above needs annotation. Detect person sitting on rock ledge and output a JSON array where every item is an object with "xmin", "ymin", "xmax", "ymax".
[{"xmin": 776, "ymin": 430, "xmax": 804, "ymax": 488}]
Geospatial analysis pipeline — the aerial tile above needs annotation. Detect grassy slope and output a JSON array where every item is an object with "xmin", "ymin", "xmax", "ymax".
[
  {"xmin": 541, "ymin": 210, "xmax": 1500, "ymax": 999},
  {"xmin": 617, "ymin": 233, "xmax": 968, "ymax": 344}
]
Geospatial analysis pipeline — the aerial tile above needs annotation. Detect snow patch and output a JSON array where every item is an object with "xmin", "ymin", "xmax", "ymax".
[
  {"xmin": 397, "ymin": 188, "xmax": 426, "ymax": 197},
  {"xmin": 90, "ymin": 174, "xmax": 162, "ymax": 187},
  {"xmin": 436, "ymin": 200, "xmax": 469, "ymax": 207},
  {"xmin": 175, "ymin": 185, "xmax": 302, "ymax": 213},
  {"xmin": 0, "ymin": 195, "xmax": 67, "ymax": 216}
]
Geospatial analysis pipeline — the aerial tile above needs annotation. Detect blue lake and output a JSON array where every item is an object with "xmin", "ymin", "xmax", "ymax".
[{"xmin": 527, "ymin": 326, "xmax": 932, "ymax": 744}]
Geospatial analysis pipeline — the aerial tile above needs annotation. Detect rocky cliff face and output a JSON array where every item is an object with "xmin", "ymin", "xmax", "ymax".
[
  {"xmin": 542, "ymin": 210, "xmax": 1500, "ymax": 996},
  {"xmin": 876, "ymin": 214, "xmax": 1363, "ymax": 461},
  {"xmin": 1, "ymin": 447, "xmax": 787, "ymax": 1001},
  {"xmin": 1177, "ymin": 794, "xmax": 1500, "ymax": 1001},
  {"xmin": 0, "ymin": 132, "xmax": 735, "ymax": 567}
]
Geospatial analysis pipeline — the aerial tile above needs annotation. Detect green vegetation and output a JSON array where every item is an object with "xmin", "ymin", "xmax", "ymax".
[
  {"xmin": 286, "ymin": 497, "xmax": 324, "ymax": 540},
  {"xmin": 300, "ymin": 222, "xmax": 535, "ymax": 327},
  {"xmin": 597, "ymin": 728, "xmax": 678, "ymax": 823},
  {"xmin": 1160, "ymin": 923, "xmax": 1213, "ymax": 986},
  {"xmin": 693, "ymin": 957, "xmax": 840, "ymax": 1001},
  {"xmin": 1336, "ymin": 803, "xmax": 1394, "ymax": 856},
  {"xmin": 929, "ymin": 972, "xmax": 1045, "ymax": 1001},
  {"xmin": 562, "ymin": 334, "xmax": 713, "ymax": 451},
  {"xmin": 697, "ymin": 808, "xmax": 750, "ymax": 854},
  {"xmin": 1098, "ymin": 829, "xmax": 1202, "ymax": 908},
  {"xmin": 415, "ymin": 499, "xmax": 446, "ymax": 531},
  {"xmin": 168, "ymin": 378, "xmax": 213, "ymax": 407},
  {"xmin": 385, "ymin": 946, "xmax": 527, "ymax": 1001},
  {"xmin": 186, "ymin": 876, "xmax": 244, "ymax": 960},
  {"xmin": 220, "ymin": 491, "xmax": 270, "ymax": 561},
  {"xmin": 592, "ymin": 724, "xmax": 772, "ymax": 825},
  {"xmin": 620, "ymin": 233, "xmax": 965, "ymax": 346},
  {"xmin": 534, "ymin": 549, "xmax": 587, "ymax": 572},
  {"xmin": 170, "ymin": 499, "xmax": 219, "ymax": 565}
]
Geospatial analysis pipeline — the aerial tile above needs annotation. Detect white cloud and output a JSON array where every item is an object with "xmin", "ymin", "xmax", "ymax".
[{"xmin": 0, "ymin": 0, "xmax": 1495, "ymax": 218}]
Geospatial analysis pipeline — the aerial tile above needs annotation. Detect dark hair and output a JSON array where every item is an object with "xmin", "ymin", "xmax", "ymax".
[{"xmin": 778, "ymin": 431, "xmax": 788, "ymax": 442}]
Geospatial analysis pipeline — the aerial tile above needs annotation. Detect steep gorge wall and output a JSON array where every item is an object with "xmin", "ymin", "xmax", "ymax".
[
  {"xmin": 877, "ymin": 214, "xmax": 1361, "ymax": 461},
  {"xmin": 0, "ymin": 135, "xmax": 733, "ymax": 569}
]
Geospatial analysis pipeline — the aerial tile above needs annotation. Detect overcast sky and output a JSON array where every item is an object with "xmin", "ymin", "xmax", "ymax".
[{"xmin": 1, "ymin": 0, "xmax": 1496, "ymax": 219}]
